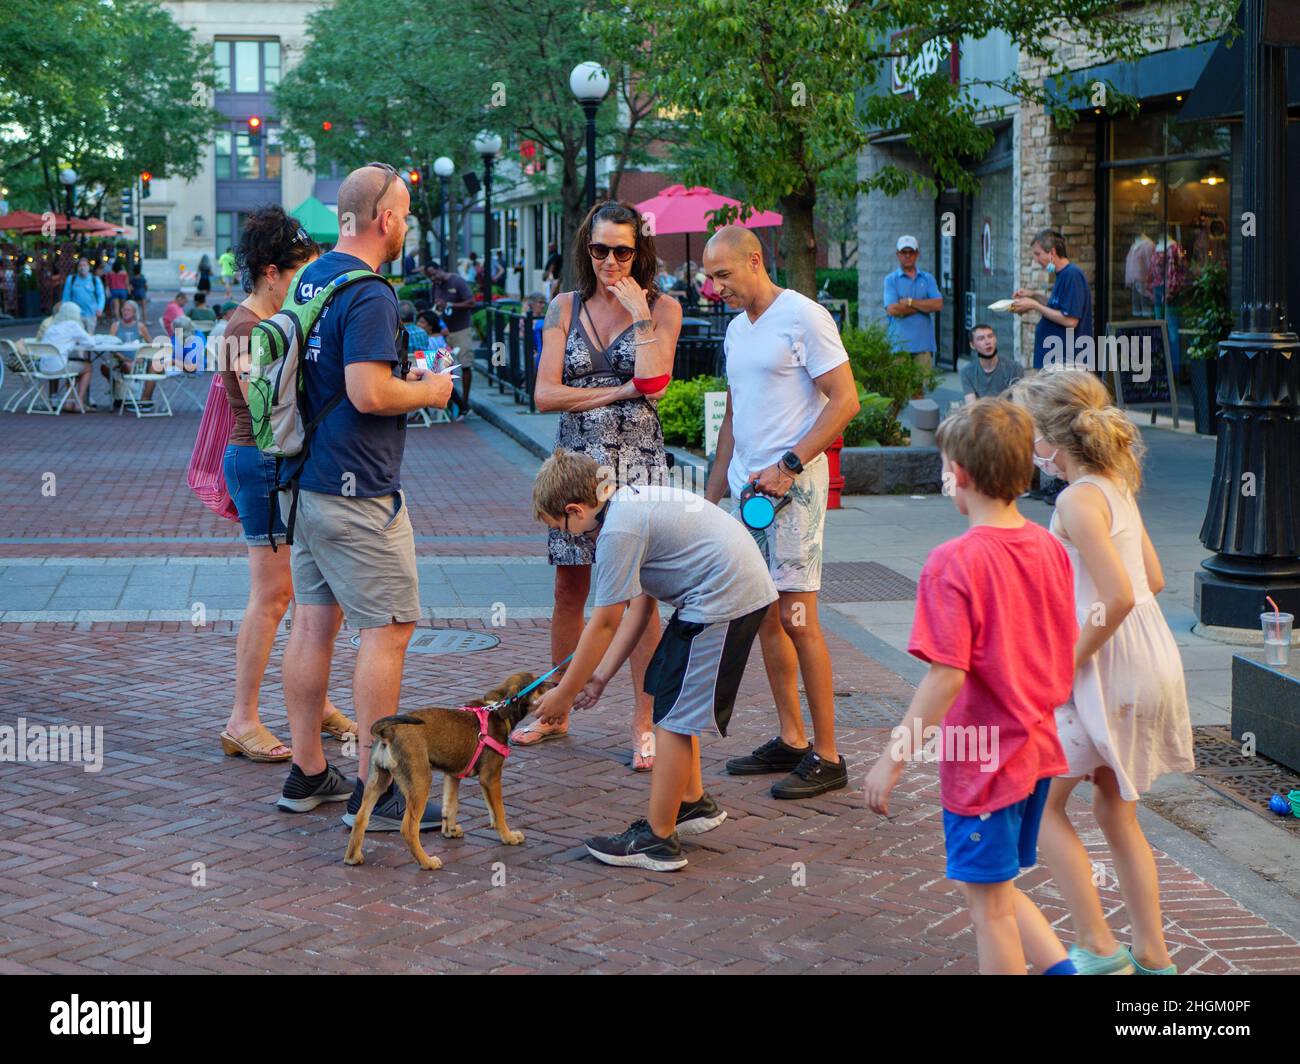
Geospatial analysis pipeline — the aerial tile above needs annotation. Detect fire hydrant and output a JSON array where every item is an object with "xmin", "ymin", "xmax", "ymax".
[{"xmin": 827, "ymin": 435, "xmax": 844, "ymax": 509}]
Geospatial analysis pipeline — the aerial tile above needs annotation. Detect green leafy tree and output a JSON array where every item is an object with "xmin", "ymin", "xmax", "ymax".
[
  {"xmin": 596, "ymin": 0, "xmax": 1234, "ymax": 297},
  {"xmin": 0, "ymin": 0, "xmax": 220, "ymax": 215}
]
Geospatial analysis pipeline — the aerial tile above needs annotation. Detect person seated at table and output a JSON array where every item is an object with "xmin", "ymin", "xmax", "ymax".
[
  {"xmin": 206, "ymin": 301, "xmax": 239, "ymax": 346},
  {"xmin": 416, "ymin": 307, "xmax": 448, "ymax": 348},
  {"xmin": 105, "ymin": 299, "xmax": 155, "ymax": 408},
  {"xmin": 162, "ymin": 291, "xmax": 186, "ymax": 337},
  {"xmin": 167, "ymin": 314, "xmax": 205, "ymax": 374},
  {"xmin": 34, "ymin": 302, "xmax": 95, "ymax": 410},
  {"xmin": 399, "ymin": 299, "xmax": 430, "ymax": 351},
  {"xmin": 189, "ymin": 290, "xmax": 217, "ymax": 328},
  {"xmin": 35, "ymin": 301, "xmax": 64, "ymax": 341}
]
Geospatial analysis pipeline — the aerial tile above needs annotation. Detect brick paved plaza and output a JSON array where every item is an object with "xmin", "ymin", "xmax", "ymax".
[{"xmin": 2, "ymin": 409, "xmax": 1298, "ymax": 975}]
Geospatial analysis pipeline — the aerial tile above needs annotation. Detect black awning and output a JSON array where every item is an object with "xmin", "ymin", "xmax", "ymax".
[
  {"xmin": 1047, "ymin": 42, "xmax": 1218, "ymax": 111},
  {"xmin": 1179, "ymin": 3, "xmax": 1300, "ymax": 122}
]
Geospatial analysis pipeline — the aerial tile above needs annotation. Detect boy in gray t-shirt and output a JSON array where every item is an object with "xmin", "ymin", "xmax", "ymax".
[
  {"xmin": 960, "ymin": 323, "xmax": 1023, "ymax": 403},
  {"xmin": 532, "ymin": 450, "xmax": 777, "ymax": 872}
]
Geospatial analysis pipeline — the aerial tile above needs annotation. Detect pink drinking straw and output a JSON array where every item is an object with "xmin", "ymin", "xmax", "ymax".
[{"xmin": 1266, "ymin": 595, "xmax": 1281, "ymax": 616}]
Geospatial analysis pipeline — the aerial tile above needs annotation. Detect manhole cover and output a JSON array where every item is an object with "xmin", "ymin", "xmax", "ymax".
[
  {"xmin": 348, "ymin": 628, "xmax": 501, "ymax": 654},
  {"xmin": 819, "ymin": 562, "xmax": 918, "ymax": 603},
  {"xmin": 1189, "ymin": 725, "xmax": 1300, "ymax": 830}
]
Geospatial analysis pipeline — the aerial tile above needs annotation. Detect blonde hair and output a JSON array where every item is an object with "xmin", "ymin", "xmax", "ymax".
[
  {"xmin": 935, "ymin": 398, "xmax": 1035, "ymax": 501},
  {"xmin": 1011, "ymin": 370, "xmax": 1145, "ymax": 491},
  {"xmin": 532, "ymin": 449, "xmax": 601, "ymax": 520}
]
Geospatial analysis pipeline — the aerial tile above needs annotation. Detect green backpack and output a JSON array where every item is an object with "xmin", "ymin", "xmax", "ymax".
[{"xmin": 247, "ymin": 268, "xmax": 390, "ymax": 457}]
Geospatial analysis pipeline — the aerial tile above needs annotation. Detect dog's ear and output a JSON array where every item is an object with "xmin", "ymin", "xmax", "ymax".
[{"xmin": 483, "ymin": 672, "xmax": 536, "ymax": 708}]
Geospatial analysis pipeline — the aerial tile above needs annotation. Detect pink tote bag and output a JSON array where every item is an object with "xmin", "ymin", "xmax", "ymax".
[{"xmin": 187, "ymin": 373, "xmax": 240, "ymax": 521}]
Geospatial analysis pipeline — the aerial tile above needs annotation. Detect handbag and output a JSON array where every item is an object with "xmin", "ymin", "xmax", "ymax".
[{"xmin": 187, "ymin": 373, "xmax": 239, "ymax": 521}]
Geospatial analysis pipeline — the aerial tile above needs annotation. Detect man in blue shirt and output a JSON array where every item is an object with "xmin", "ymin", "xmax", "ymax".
[
  {"xmin": 276, "ymin": 163, "xmax": 455, "ymax": 831},
  {"xmin": 61, "ymin": 257, "xmax": 105, "ymax": 332},
  {"xmin": 883, "ymin": 235, "xmax": 943, "ymax": 372},
  {"xmin": 1010, "ymin": 228, "xmax": 1094, "ymax": 371}
]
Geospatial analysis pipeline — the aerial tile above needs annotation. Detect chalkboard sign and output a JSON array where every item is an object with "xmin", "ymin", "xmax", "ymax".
[{"xmin": 1106, "ymin": 319, "xmax": 1179, "ymax": 429}]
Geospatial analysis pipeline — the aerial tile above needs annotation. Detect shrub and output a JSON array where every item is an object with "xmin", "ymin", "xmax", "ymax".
[
  {"xmin": 1183, "ymin": 259, "xmax": 1233, "ymax": 361},
  {"xmin": 658, "ymin": 374, "xmax": 726, "ymax": 447},
  {"xmin": 775, "ymin": 268, "xmax": 858, "ymax": 301},
  {"xmin": 843, "ymin": 389, "xmax": 909, "ymax": 447},
  {"xmin": 840, "ymin": 321, "xmax": 937, "ymax": 418}
]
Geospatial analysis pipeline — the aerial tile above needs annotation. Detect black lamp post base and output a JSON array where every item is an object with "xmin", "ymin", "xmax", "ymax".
[{"xmin": 1194, "ymin": 567, "xmax": 1300, "ymax": 629}]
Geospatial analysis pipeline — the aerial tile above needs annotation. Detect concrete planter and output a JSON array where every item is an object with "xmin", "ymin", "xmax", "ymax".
[{"xmin": 840, "ymin": 446, "xmax": 942, "ymax": 495}]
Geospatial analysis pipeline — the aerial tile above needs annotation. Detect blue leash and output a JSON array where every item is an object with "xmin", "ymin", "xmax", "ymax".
[{"xmin": 488, "ymin": 653, "xmax": 574, "ymax": 710}]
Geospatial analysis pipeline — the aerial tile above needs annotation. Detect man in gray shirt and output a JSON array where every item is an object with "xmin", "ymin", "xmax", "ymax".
[
  {"xmin": 531, "ymin": 450, "xmax": 777, "ymax": 873},
  {"xmin": 960, "ymin": 323, "xmax": 1023, "ymax": 404}
]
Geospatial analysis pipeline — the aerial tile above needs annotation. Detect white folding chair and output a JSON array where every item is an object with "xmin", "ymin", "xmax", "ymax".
[
  {"xmin": 1, "ymin": 338, "xmax": 39, "ymax": 413},
  {"xmin": 119, "ymin": 342, "xmax": 173, "ymax": 417},
  {"xmin": 21, "ymin": 342, "xmax": 86, "ymax": 415}
]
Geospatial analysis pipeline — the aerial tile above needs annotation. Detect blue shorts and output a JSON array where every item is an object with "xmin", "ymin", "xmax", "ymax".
[
  {"xmin": 223, "ymin": 443, "xmax": 285, "ymax": 546},
  {"xmin": 942, "ymin": 777, "xmax": 1052, "ymax": 884}
]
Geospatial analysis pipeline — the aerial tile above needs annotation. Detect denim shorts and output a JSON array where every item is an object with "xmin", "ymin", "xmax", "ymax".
[{"xmin": 223, "ymin": 444, "xmax": 285, "ymax": 546}]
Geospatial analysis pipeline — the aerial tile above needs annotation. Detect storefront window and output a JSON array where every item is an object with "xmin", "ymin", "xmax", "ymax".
[
  {"xmin": 1104, "ymin": 110, "xmax": 1229, "ymax": 376},
  {"xmin": 143, "ymin": 215, "xmax": 168, "ymax": 259}
]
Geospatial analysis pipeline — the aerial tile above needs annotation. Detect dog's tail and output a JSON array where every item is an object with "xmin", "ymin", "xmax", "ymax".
[{"xmin": 369, "ymin": 714, "xmax": 424, "ymax": 740}]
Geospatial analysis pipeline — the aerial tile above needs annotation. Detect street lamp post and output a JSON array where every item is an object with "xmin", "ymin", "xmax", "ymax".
[
  {"xmin": 434, "ymin": 156, "xmax": 454, "ymax": 270},
  {"xmin": 472, "ymin": 132, "xmax": 502, "ymax": 362},
  {"xmin": 59, "ymin": 168, "xmax": 77, "ymax": 246},
  {"xmin": 1196, "ymin": 0, "xmax": 1300, "ymax": 628},
  {"xmin": 570, "ymin": 62, "xmax": 610, "ymax": 213}
]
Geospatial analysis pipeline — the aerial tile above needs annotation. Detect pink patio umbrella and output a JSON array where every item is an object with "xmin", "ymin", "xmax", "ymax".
[
  {"xmin": 633, "ymin": 184, "xmax": 782, "ymax": 301},
  {"xmin": 0, "ymin": 210, "xmax": 49, "ymax": 232}
]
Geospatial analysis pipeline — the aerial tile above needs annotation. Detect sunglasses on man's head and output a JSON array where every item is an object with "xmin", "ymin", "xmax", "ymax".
[
  {"xmin": 588, "ymin": 242, "xmax": 636, "ymax": 263},
  {"xmin": 365, "ymin": 161, "xmax": 399, "ymax": 219}
]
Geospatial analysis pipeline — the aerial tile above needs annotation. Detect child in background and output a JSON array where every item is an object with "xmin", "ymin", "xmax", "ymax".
[
  {"xmin": 531, "ymin": 449, "xmax": 777, "ymax": 872},
  {"xmin": 1013, "ymin": 370, "xmax": 1193, "ymax": 976},
  {"xmin": 866, "ymin": 399, "xmax": 1080, "ymax": 974}
]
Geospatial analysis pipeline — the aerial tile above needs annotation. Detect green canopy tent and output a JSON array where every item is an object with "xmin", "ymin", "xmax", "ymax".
[{"xmin": 290, "ymin": 196, "xmax": 339, "ymax": 245}]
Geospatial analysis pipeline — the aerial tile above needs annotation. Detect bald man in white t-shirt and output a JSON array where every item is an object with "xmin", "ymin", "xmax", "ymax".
[{"xmin": 702, "ymin": 226, "xmax": 860, "ymax": 800}]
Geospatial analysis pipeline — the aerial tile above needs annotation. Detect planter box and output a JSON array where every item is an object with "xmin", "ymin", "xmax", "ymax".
[{"xmin": 840, "ymin": 445, "xmax": 942, "ymax": 495}]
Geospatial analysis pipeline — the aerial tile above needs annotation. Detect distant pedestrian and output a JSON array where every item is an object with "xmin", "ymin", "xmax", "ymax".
[
  {"xmin": 542, "ymin": 241, "xmax": 563, "ymax": 300},
  {"xmin": 60, "ymin": 257, "xmax": 104, "ymax": 333},
  {"xmin": 961, "ymin": 323, "xmax": 1023, "ymax": 404},
  {"xmin": 218, "ymin": 246, "xmax": 237, "ymax": 300},
  {"xmin": 883, "ymin": 235, "xmax": 942, "ymax": 373},
  {"xmin": 1014, "ymin": 369, "xmax": 1192, "ymax": 976},
  {"xmin": 424, "ymin": 263, "xmax": 477, "ymax": 414},
  {"xmin": 105, "ymin": 259, "xmax": 130, "ymax": 322},
  {"xmin": 197, "ymin": 253, "xmax": 213, "ymax": 295},
  {"xmin": 129, "ymin": 264, "xmax": 148, "ymax": 307}
]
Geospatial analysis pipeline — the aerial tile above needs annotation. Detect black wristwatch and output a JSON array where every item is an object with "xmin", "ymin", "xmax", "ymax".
[{"xmin": 779, "ymin": 450, "xmax": 804, "ymax": 475}]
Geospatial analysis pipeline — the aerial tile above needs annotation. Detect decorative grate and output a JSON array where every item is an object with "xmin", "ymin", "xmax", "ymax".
[
  {"xmin": 1188, "ymin": 726, "xmax": 1300, "ymax": 830},
  {"xmin": 348, "ymin": 628, "xmax": 501, "ymax": 655},
  {"xmin": 819, "ymin": 562, "xmax": 919, "ymax": 603}
]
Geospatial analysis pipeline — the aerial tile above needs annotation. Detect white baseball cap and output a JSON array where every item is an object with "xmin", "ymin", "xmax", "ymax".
[{"xmin": 896, "ymin": 235, "xmax": 919, "ymax": 252}]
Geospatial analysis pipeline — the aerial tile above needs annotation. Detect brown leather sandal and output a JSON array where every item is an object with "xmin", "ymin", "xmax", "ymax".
[
  {"xmin": 320, "ymin": 710, "xmax": 358, "ymax": 741},
  {"xmin": 220, "ymin": 724, "xmax": 291, "ymax": 762}
]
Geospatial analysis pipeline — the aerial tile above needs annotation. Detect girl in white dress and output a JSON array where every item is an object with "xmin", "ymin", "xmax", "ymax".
[{"xmin": 1014, "ymin": 371, "xmax": 1193, "ymax": 975}]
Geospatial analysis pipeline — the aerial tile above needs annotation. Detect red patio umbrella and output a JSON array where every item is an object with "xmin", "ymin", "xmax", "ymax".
[
  {"xmin": 0, "ymin": 212, "xmax": 108, "ymax": 235},
  {"xmin": 0, "ymin": 210, "xmax": 48, "ymax": 232},
  {"xmin": 633, "ymin": 184, "xmax": 782, "ymax": 299}
]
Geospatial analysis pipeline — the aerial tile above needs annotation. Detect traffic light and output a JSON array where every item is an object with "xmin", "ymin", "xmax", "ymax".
[
  {"xmin": 321, "ymin": 120, "xmax": 333, "ymax": 131},
  {"xmin": 140, "ymin": 171, "xmax": 152, "ymax": 199},
  {"xmin": 247, "ymin": 115, "xmax": 262, "ymax": 138},
  {"xmin": 408, "ymin": 168, "xmax": 421, "ymax": 186},
  {"xmin": 120, "ymin": 188, "xmax": 133, "ymax": 225}
]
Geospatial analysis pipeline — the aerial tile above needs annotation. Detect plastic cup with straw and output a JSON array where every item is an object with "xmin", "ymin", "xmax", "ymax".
[{"xmin": 1261, "ymin": 595, "xmax": 1293, "ymax": 668}]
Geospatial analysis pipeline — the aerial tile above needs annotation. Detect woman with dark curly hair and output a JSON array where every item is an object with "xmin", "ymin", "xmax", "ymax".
[
  {"xmin": 215, "ymin": 206, "xmax": 356, "ymax": 764},
  {"xmin": 513, "ymin": 200, "xmax": 682, "ymax": 770}
]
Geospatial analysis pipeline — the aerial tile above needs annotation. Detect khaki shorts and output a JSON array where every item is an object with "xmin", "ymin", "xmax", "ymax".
[
  {"xmin": 282, "ymin": 489, "xmax": 421, "ymax": 629},
  {"xmin": 735, "ymin": 453, "xmax": 829, "ymax": 593},
  {"xmin": 446, "ymin": 328, "xmax": 475, "ymax": 367},
  {"xmin": 912, "ymin": 351, "xmax": 934, "ymax": 372}
]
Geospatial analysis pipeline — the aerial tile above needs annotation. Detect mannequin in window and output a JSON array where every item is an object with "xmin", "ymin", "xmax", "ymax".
[
  {"xmin": 1146, "ymin": 235, "xmax": 1187, "ymax": 376},
  {"xmin": 1124, "ymin": 231, "xmax": 1154, "ymax": 315}
]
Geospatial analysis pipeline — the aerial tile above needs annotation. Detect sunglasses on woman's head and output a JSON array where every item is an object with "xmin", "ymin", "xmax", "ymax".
[{"xmin": 588, "ymin": 242, "xmax": 636, "ymax": 263}]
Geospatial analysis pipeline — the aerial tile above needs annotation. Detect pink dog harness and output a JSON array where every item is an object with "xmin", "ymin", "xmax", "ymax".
[{"xmin": 455, "ymin": 705, "xmax": 511, "ymax": 779}]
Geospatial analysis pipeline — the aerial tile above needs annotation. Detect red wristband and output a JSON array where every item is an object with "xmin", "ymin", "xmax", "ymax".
[{"xmin": 633, "ymin": 374, "xmax": 671, "ymax": 394}]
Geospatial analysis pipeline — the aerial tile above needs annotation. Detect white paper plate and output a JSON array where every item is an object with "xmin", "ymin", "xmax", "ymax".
[{"xmin": 987, "ymin": 299, "xmax": 1014, "ymax": 312}]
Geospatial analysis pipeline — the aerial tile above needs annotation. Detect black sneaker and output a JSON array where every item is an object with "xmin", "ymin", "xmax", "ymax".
[
  {"xmin": 725, "ymin": 736, "xmax": 811, "ymax": 776},
  {"xmin": 276, "ymin": 762, "xmax": 354, "ymax": 812},
  {"xmin": 770, "ymin": 750, "xmax": 850, "ymax": 799},
  {"xmin": 585, "ymin": 819, "xmax": 687, "ymax": 872},
  {"xmin": 675, "ymin": 793, "xmax": 727, "ymax": 836},
  {"xmin": 340, "ymin": 777, "xmax": 441, "ymax": 832}
]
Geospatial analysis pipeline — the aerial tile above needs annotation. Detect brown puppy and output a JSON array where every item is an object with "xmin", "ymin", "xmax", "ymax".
[{"xmin": 343, "ymin": 672, "xmax": 551, "ymax": 870}]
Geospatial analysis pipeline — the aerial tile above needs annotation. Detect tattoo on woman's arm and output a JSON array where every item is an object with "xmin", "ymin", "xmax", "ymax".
[
  {"xmin": 633, "ymin": 318, "xmax": 653, "ymax": 334},
  {"xmin": 544, "ymin": 299, "xmax": 563, "ymax": 330}
]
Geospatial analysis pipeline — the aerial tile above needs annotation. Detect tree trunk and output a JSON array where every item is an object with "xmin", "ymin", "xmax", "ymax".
[
  {"xmin": 559, "ymin": 143, "xmax": 585, "ymax": 291},
  {"xmin": 779, "ymin": 183, "xmax": 818, "ymax": 298}
]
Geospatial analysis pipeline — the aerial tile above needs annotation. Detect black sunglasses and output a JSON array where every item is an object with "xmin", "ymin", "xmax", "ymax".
[
  {"xmin": 365, "ymin": 161, "xmax": 399, "ymax": 219},
  {"xmin": 588, "ymin": 242, "xmax": 636, "ymax": 263}
]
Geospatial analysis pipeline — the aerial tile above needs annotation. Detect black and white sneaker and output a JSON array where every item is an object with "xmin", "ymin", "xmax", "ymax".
[
  {"xmin": 725, "ymin": 736, "xmax": 811, "ymax": 776},
  {"xmin": 340, "ymin": 778, "xmax": 441, "ymax": 832},
  {"xmin": 276, "ymin": 762, "xmax": 354, "ymax": 812},
  {"xmin": 770, "ymin": 750, "xmax": 849, "ymax": 799},
  {"xmin": 585, "ymin": 819, "xmax": 688, "ymax": 872},
  {"xmin": 675, "ymin": 793, "xmax": 728, "ymax": 836}
]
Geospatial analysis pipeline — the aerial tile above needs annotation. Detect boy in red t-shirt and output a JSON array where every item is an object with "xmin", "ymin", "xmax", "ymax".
[{"xmin": 866, "ymin": 399, "xmax": 1080, "ymax": 975}]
